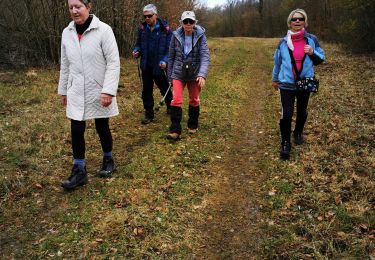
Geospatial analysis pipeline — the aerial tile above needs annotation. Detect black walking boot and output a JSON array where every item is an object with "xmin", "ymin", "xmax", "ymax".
[
  {"xmin": 167, "ymin": 106, "xmax": 182, "ymax": 140},
  {"xmin": 293, "ymin": 132, "xmax": 304, "ymax": 145},
  {"xmin": 294, "ymin": 113, "xmax": 307, "ymax": 145},
  {"xmin": 280, "ymin": 141, "xmax": 291, "ymax": 160},
  {"xmin": 98, "ymin": 156, "xmax": 116, "ymax": 178},
  {"xmin": 279, "ymin": 119, "xmax": 292, "ymax": 160},
  {"xmin": 141, "ymin": 109, "xmax": 154, "ymax": 124},
  {"xmin": 61, "ymin": 165, "xmax": 88, "ymax": 191},
  {"xmin": 166, "ymin": 104, "xmax": 171, "ymax": 115},
  {"xmin": 187, "ymin": 105, "xmax": 200, "ymax": 134}
]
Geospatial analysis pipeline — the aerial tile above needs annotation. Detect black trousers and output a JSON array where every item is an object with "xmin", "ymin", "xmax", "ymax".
[
  {"xmin": 71, "ymin": 118, "xmax": 112, "ymax": 159},
  {"xmin": 142, "ymin": 67, "xmax": 172, "ymax": 118},
  {"xmin": 279, "ymin": 89, "xmax": 310, "ymax": 142}
]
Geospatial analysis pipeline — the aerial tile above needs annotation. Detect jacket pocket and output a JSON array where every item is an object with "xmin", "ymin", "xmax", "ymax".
[{"xmin": 67, "ymin": 75, "xmax": 73, "ymax": 90}]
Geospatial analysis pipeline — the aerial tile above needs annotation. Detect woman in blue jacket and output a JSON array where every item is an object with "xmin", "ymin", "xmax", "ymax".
[{"xmin": 272, "ymin": 9, "xmax": 325, "ymax": 159}]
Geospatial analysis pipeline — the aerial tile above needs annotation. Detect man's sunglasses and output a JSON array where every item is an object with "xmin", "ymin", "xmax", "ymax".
[
  {"xmin": 183, "ymin": 19, "xmax": 195, "ymax": 25},
  {"xmin": 144, "ymin": 14, "xmax": 154, "ymax": 19},
  {"xmin": 291, "ymin": 17, "xmax": 305, "ymax": 22}
]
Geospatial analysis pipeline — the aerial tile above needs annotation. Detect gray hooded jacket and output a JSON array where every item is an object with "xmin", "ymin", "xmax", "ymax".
[{"xmin": 167, "ymin": 25, "xmax": 210, "ymax": 81}]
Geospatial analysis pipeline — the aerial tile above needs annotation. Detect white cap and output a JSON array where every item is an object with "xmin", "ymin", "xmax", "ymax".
[
  {"xmin": 143, "ymin": 4, "xmax": 157, "ymax": 14},
  {"xmin": 181, "ymin": 11, "xmax": 197, "ymax": 22}
]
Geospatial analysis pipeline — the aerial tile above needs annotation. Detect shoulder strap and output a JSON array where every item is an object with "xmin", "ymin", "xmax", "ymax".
[{"xmin": 288, "ymin": 38, "xmax": 308, "ymax": 80}]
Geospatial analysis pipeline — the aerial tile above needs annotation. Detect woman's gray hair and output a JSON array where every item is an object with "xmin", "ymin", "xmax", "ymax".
[
  {"xmin": 287, "ymin": 9, "xmax": 308, "ymax": 27},
  {"xmin": 81, "ymin": 0, "xmax": 91, "ymax": 6}
]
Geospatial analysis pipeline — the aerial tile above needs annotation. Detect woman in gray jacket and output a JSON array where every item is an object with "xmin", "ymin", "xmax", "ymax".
[
  {"xmin": 167, "ymin": 11, "xmax": 210, "ymax": 140},
  {"xmin": 58, "ymin": 0, "xmax": 120, "ymax": 190}
]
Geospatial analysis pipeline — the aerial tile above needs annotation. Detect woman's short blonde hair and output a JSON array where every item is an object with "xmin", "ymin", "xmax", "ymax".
[{"xmin": 287, "ymin": 9, "xmax": 308, "ymax": 27}]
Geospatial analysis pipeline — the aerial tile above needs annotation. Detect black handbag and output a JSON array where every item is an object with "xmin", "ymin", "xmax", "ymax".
[
  {"xmin": 181, "ymin": 61, "xmax": 197, "ymax": 81},
  {"xmin": 288, "ymin": 41, "xmax": 320, "ymax": 93}
]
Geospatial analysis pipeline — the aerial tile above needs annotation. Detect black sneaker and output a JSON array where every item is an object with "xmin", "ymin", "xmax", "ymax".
[
  {"xmin": 280, "ymin": 141, "xmax": 291, "ymax": 160},
  {"xmin": 61, "ymin": 165, "xmax": 88, "ymax": 190},
  {"xmin": 141, "ymin": 117, "xmax": 154, "ymax": 124},
  {"xmin": 294, "ymin": 132, "xmax": 304, "ymax": 145},
  {"xmin": 99, "ymin": 156, "xmax": 116, "ymax": 178}
]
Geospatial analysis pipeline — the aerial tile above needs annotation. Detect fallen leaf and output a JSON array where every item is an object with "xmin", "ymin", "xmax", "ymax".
[
  {"xmin": 358, "ymin": 224, "xmax": 368, "ymax": 232},
  {"xmin": 133, "ymin": 227, "xmax": 144, "ymax": 236},
  {"xmin": 268, "ymin": 188, "xmax": 276, "ymax": 196}
]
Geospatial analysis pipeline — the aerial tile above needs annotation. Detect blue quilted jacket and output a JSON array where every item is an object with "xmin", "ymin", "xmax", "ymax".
[{"xmin": 167, "ymin": 25, "xmax": 210, "ymax": 81}]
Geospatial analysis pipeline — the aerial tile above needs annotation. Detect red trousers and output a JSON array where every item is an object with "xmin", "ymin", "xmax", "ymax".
[{"xmin": 170, "ymin": 79, "xmax": 201, "ymax": 107}]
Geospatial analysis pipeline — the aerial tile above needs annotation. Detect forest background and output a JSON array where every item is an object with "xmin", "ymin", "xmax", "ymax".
[{"xmin": 0, "ymin": 0, "xmax": 374, "ymax": 67}]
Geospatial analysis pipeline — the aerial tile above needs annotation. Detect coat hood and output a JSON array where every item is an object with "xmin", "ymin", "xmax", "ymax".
[
  {"xmin": 173, "ymin": 25, "xmax": 206, "ymax": 46},
  {"xmin": 140, "ymin": 18, "xmax": 171, "ymax": 32}
]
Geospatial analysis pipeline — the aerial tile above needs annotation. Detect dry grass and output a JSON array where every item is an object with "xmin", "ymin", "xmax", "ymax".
[{"xmin": 0, "ymin": 39, "xmax": 374, "ymax": 259}]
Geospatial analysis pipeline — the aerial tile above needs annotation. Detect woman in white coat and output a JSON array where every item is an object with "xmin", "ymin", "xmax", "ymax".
[{"xmin": 58, "ymin": 0, "xmax": 120, "ymax": 190}]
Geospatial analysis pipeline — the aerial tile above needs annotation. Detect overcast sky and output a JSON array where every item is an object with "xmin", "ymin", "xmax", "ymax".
[{"xmin": 202, "ymin": 0, "xmax": 228, "ymax": 8}]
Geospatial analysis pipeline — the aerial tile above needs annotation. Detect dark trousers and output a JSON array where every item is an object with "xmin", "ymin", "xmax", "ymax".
[
  {"xmin": 142, "ymin": 67, "xmax": 172, "ymax": 118},
  {"xmin": 71, "ymin": 118, "xmax": 112, "ymax": 159},
  {"xmin": 279, "ymin": 89, "xmax": 310, "ymax": 142}
]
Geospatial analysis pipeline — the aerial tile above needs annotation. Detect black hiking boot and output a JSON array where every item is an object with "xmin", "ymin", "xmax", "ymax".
[
  {"xmin": 61, "ymin": 165, "xmax": 88, "ymax": 191},
  {"xmin": 187, "ymin": 105, "xmax": 199, "ymax": 134},
  {"xmin": 280, "ymin": 141, "xmax": 291, "ymax": 160},
  {"xmin": 293, "ymin": 132, "xmax": 304, "ymax": 145},
  {"xmin": 167, "ymin": 106, "xmax": 182, "ymax": 141},
  {"xmin": 141, "ymin": 109, "xmax": 154, "ymax": 124},
  {"xmin": 98, "ymin": 156, "xmax": 116, "ymax": 178},
  {"xmin": 141, "ymin": 117, "xmax": 154, "ymax": 124}
]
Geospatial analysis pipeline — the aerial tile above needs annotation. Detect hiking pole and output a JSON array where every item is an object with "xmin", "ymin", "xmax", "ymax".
[
  {"xmin": 154, "ymin": 69, "xmax": 172, "ymax": 112},
  {"xmin": 136, "ymin": 58, "xmax": 143, "ymax": 88}
]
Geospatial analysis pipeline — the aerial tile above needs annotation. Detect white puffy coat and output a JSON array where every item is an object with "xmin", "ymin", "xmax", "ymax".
[{"xmin": 58, "ymin": 15, "xmax": 120, "ymax": 121}]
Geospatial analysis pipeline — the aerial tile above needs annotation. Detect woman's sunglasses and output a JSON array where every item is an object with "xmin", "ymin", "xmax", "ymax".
[
  {"xmin": 144, "ymin": 14, "xmax": 154, "ymax": 19},
  {"xmin": 291, "ymin": 17, "xmax": 305, "ymax": 22},
  {"xmin": 183, "ymin": 19, "xmax": 195, "ymax": 25}
]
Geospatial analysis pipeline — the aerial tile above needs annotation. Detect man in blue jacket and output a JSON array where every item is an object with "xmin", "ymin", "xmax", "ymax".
[{"xmin": 133, "ymin": 4, "xmax": 173, "ymax": 124}]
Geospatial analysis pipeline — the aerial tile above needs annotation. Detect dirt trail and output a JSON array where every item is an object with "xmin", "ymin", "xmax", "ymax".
[{"xmin": 197, "ymin": 43, "xmax": 272, "ymax": 258}]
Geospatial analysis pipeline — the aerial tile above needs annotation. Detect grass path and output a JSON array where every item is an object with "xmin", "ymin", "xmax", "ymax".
[
  {"xmin": 0, "ymin": 38, "xmax": 374, "ymax": 258},
  {"xmin": 195, "ymin": 37, "xmax": 275, "ymax": 258}
]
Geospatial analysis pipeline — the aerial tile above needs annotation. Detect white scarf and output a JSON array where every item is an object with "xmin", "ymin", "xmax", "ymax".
[{"xmin": 286, "ymin": 29, "xmax": 305, "ymax": 51}]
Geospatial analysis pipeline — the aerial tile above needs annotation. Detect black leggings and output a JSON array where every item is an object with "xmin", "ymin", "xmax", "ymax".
[
  {"xmin": 280, "ymin": 89, "xmax": 310, "ymax": 121},
  {"xmin": 71, "ymin": 118, "xmax": 112, "ymax": 159}
]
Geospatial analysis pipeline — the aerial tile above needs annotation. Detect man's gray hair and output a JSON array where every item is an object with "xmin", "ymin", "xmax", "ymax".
[{"xmin": 143, "ymin": 4, "xmax": 157, "ymax": 14}]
